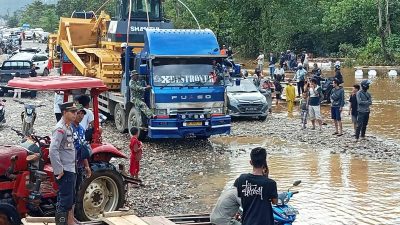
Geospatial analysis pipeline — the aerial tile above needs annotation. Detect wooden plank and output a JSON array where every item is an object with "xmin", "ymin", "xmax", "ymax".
[
  {"xmin": 103, "ymin": 210, "xmax": 133, "ymax": 218},
  {"xmin": 25, "ymin": 217, "xmax": 55, "ymax": 223},
  {"xmin": 141, "ymin": 216, "xmax": 176, "ymax": 225},
  {"xmin": 102, "ymin": 217, "xmax": 132, "ymax": 225},
  {"xmin": 121, "ymin": 215, "xmax": 149, "ymax": 225}
]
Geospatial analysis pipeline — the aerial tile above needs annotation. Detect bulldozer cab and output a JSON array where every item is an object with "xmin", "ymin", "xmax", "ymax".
[{"xmin": 119, "ymin": 0, "xmax": 164, "ymax": 21}]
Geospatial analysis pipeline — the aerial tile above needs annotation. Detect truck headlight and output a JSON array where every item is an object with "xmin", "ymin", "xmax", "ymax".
[
  {"xmin": 155, "ymin": 109, "xmax": 167, "ymax": 115},
  {"xmin": 211, "ymin": 108, "xmax": 223, "ymax": 114}
]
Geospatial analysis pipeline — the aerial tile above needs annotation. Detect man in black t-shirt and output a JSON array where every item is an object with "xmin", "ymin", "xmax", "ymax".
[{"xmin": 234, "ymin": 147, "xmax": 278, "ymax": 225}]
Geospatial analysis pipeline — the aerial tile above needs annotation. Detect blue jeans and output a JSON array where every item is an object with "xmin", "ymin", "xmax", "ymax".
[
  {"xmin": 55, "ymin": 171, "xmax": 76, "ymax": 213},
  {"xmin": 269, "ymin": 66, "xmax": 275, "ymax": 79}
]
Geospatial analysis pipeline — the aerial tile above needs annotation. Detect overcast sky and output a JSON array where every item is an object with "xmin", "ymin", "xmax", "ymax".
[{"xmin": 0, "ymin": 0, "xmax": 57, "ymax": 16}]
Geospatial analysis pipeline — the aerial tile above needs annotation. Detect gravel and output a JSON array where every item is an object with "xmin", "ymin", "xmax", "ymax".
[{"xmin": 1, "ymin": 92, "xmax": 399, "ymax": 217}]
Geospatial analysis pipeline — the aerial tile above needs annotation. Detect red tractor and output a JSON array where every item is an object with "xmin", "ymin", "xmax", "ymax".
[{"xmin": 0, "ymin": 76, "xmax": 139, "ymax": 225}]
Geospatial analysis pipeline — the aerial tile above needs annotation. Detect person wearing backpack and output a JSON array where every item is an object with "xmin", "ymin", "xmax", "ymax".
[
  {"xmin": 308, "ymin": 78, "xmax": 323, "ymax": 130},
  {"xmin": 295, "ymin": 63, "xmax": 307, "ymax": 97}
]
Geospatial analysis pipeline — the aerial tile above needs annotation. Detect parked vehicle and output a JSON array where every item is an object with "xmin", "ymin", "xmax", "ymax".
[
  {"xmin": 14, "ymin": 99, "xmax": 45, "ymax": 136},
  {"xmin": 0, "ymin": 99, "xmax": 6, "ymax": 124},
  {"xmin": 1, "ymin": 76, "xmax": 141, "ymax": 225},
  {"xmin": 226, "ymin": 78, "xmax": 268, "ymax": 120},
  {"xmin": 0, "ymin": 60, "xmax": 34, "ymax": 97},
  {"xmin": 25, "ymin": 31, "xmax": 33, "ymax": 40},
  {"xmin": 10, "ymin": 52, "xmax": 49, "ymax": 76},
  {"xmin": 49, "ymin": 0, "xmax": 232, "ymax": 140}
]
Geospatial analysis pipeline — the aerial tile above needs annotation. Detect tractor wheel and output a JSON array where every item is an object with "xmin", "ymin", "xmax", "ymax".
[
  {"xmin": 0, "ymin": 212, "xmax": 11, "ymax": 225},
  {"xmin": 114, "ymin": 104, "xmax": 127, "ymax": 133},
  {"xmin": 127, "ymin": 107, "xmax": 147, "ymax": 140},
  {"xmin": 43, "ymin": 68, "xmax": 49, "ymax": 76},
  {"xmin": 75, "ymin": 170, "xmax": 125, "ymax": 221}
]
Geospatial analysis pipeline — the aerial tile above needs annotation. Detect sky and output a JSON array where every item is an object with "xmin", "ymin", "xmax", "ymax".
[{"xmin": 0, "ymin": 0, "xmax": 57, "ymax": 16}]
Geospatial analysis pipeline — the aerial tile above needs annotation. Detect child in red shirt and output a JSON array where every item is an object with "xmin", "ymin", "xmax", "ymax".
[{"xmin": 129, "ymin": 127, "xmax": 142, "ymax": 179}]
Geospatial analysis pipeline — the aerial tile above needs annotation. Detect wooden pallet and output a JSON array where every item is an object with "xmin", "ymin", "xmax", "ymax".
[{"xmin": 20, "ymin": 211, "xmax": 211, "ymax": 225}]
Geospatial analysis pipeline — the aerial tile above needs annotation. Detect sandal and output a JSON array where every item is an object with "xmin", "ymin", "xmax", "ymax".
[
  {"xmin": 332, "ymin": 132, "xmax": 338, "ymax": 135},
  {"xmin": 337, "ymin": 133, "xmax": 343, "ymax": 137}
]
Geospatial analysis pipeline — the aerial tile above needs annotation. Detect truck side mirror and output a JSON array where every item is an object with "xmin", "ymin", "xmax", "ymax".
[{"xmin": 139, "ymin": 64, "xmax": 148, "ymax": 75}]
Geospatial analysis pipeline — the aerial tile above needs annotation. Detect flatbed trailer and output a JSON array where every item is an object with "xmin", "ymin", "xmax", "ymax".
[{"xmin": 21, "ymin": 211, "xmax": 211, "ymax": 225}]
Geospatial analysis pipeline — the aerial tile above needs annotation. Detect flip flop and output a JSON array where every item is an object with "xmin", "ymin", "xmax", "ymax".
[
  {"xmin": 337, "ymin": 133, "xmax": 343, "ymax": 137},
  {"xmin": 332, "ymin": 132, "xmax": 338, "ymax": 135}
]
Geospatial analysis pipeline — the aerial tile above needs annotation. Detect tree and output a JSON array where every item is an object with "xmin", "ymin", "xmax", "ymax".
[{"xmin": 7, "ymin": 12, "xmax": 19, "ymax": 27}]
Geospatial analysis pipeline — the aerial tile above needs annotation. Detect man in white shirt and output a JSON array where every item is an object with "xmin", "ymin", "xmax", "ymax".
[
  {"xmin": 255, "ymin": 51, "xmax": 265, "ymax": 74},
  {"xmin": 76, "ymin": 95, "xmax": 94, "ymax": 130},
  {"xmin": 54, "ymin": 91, "xmax": 64, "ymax": 122},
  {"xmin": 274, "ymin": 64, "xmax": 285, "ymax": 81}
]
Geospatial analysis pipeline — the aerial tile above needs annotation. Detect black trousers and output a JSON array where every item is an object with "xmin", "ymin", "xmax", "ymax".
[
  {"xmin": 297, "ymin": 80, "xmax": 305, "ymax": 96},
  {"xmin": 355, "ymin": 112, "xmax": 370, "ymax": 139}
]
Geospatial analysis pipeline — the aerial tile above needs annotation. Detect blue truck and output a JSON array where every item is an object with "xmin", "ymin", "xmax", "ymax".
[{"xmin": 101, "ymin": 29, "xmax": 231, "ymax": 139}]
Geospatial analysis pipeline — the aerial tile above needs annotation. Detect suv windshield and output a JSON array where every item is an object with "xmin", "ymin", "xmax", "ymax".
[
  {"xmin": 227, "ymin": 79, "xmax": 259, "ymax": 93},
  {"xmin": 153, "ymin": 58, "xmax": 224, "ymax": 87}
]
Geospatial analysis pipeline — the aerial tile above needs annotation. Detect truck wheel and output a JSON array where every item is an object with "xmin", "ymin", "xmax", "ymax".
[
  {"xmin": 75, "ymin": 170, "xmax": 125, "ymax": 221},
  {"xmin": 114, "ymin": 104, "xmax": 127, "ymax": 133},
  {"xmin": 128, "ymin": 107, "xmax": 147, "ymax": 140}
]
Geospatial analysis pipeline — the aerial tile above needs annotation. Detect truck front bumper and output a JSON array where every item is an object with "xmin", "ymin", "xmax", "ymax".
[{"xmin": 147, "ymin": 115, "xmax": 231, "ymax": 139}]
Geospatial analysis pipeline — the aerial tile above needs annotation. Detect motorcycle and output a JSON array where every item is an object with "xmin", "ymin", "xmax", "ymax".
[
  {"xmin": 0, "ymin": 99, "xmax": 6, "ymax": 124},
  {"xmin": 273, "ymin": 180, "xmax": 301, "ymax": 224},
  {"xmin": 14, "ymin": 100, "xmax": 45, "ymax": 136},
  {"xmin": 320, "ymin": 77, "xmax": 334, "ymax": 104}
]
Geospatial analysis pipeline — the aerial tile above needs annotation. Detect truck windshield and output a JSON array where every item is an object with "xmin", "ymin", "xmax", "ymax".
[{"xmin": 153, "ymin": 58, "xmax": 224, "ymax": 87}]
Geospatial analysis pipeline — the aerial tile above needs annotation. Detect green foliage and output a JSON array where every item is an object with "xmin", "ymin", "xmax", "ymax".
[
  {"xmin": 7, "ymin": 12, "xmax": 19, "ymax": 27},
  {"xmin": 7, "ymin": 0, "xmax": 400, "ymax": 65}
]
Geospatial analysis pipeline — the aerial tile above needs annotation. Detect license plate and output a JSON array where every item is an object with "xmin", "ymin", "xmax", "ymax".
[
  {"xmin": 246, "ymin": 107, "xmax": 258, "ymax": 111},
  {"xmin": 283, "ymin": 208, "xmax": 298, "ymax": 216},
  {"xmin": 186, "ymin": 121, "xmax": 202, "ymax": 126}
]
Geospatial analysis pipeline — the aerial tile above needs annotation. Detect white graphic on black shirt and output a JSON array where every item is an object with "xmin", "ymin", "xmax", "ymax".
[{"xmin": 241, "ymin": 180, "xmax": 264, "ymax": 200}]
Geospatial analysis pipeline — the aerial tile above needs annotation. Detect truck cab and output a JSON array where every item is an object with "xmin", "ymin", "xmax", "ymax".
[{"xmin": 127, "ymin": 29, "xmax": 231, "ymax": 139}]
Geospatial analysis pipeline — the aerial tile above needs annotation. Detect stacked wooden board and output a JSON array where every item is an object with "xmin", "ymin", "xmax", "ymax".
[{"xmin": 21, "ymin": 211, "xmax": 212, "ymax": 225}]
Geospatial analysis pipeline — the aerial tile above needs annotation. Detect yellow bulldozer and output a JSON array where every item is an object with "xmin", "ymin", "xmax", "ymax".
[{"xmin": 49, "ymin": 0, "xmax": 173, "ymax": 90}]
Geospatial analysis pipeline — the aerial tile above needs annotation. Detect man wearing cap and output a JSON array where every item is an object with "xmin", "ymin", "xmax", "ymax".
[
  {"xmin": 129, "ymin": 70, "xmax": 153, "ymax": 118},
  {"xmin": 49, "ymin": 102, "xmax": 77, "ymax": 225}
]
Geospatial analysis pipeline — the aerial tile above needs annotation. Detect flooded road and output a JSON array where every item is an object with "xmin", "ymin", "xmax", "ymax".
[
  {"xmin": 326, "ymin": 67, "xmax": 400, "ymax": 142},
  {"xmin": 194, "ymin": 137, "xmax": 400, "ymax": 224},
  {"xmin": 191, "ymin": 67, "xmax": 400, "ymax": 224}
]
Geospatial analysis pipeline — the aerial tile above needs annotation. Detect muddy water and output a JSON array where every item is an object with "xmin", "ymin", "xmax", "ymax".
[
  {"xmin": 196, "ymin": 137, "xmax": 400, "ymax": 224},
  {"xmin": 325, "ymin": 67, "xmax": 400, "ymax": 141},
  {"xmin": 192, "ymin": 67, "xmax": 400, "ymax": 224}
]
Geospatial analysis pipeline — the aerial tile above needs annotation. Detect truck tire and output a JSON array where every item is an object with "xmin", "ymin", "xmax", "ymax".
[
  {"xmin": 114, "ymin": 104, "xmax": 127, "ymax": 133},
  {"xmin": 128, "ymin": 107, "xmax": 147, "ymax": 140},
  {"xmin": 75, "ymin": 170, "xmax": 125, "ymax": 221}
]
